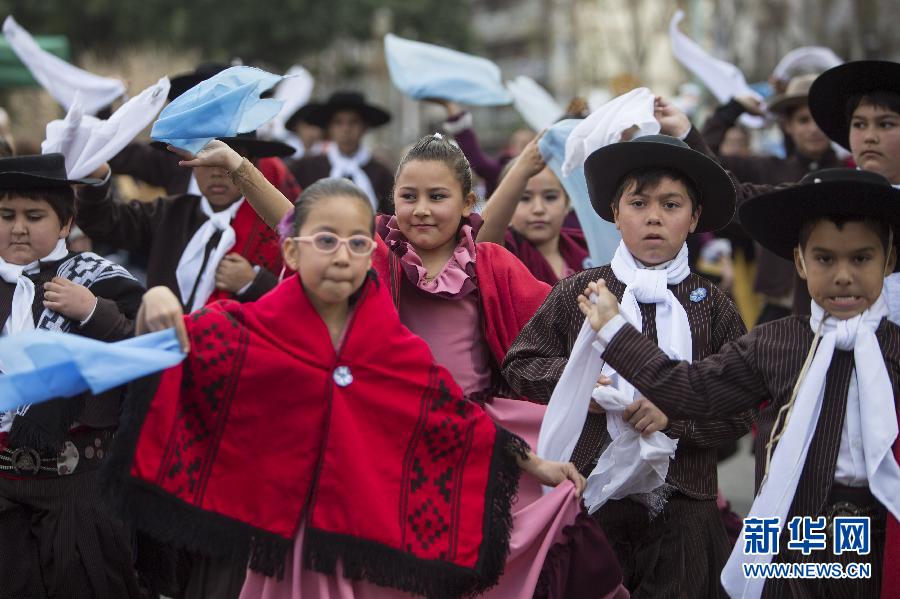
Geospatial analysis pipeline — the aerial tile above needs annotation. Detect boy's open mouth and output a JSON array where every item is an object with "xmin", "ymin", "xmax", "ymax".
[{"xmin": 827, "ymin": 295, "xmax": 863, "ymax": 308}]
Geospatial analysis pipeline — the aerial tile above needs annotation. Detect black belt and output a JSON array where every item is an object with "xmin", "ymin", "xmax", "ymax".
[
  {"xmin": 0, "ymin": 429, "xmax": 114, "ymax": 477},
  {"xmin": 822, "ymin": 484, "xmax": 886, "ymax": 537}
]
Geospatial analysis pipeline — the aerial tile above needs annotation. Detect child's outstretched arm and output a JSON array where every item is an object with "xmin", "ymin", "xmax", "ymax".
[
  {"xmin": 579, "ymin": 279, "xmax": 768, "ymax": 420},
  {"xmin": 516, "ymin": 449, "xmax": 585, "ymax": 498},
  {"xmin": 170, "ymin": 141, "xmax": 294, "ymax": 229},
  {"xmin": 476, "ymin": 132, "xmax": 545, "ymax": 244}
]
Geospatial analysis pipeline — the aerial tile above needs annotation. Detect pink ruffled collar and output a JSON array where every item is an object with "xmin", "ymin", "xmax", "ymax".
[{"xmin": 384, "ymin": 216, "xmax": 477, "ymax": 296}]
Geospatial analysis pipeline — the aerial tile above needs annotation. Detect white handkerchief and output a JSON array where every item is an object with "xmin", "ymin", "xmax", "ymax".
[
  {"xmin": 506, "ymin": 76, "xmax": 563, "ymax": 133},
  {"xmin": 537, "ymin": 317, "xmax": 677, "ymax": 515},
  {"xmin": 668, "ymin": 10, "xmax": 765, "ymax": 129},
  {"xmin": 42, "ymin": 77, "xmax": 170, "ymax": 179},
  {"xmin": 561, "ymin": 87, "xmax": 659, "ymax": 177},
  {"xmin": 583, "ymin": 381, "xmax": 678, "ymax": 513},
  {"xmin": 3, "ymin": 16, "xmax": 125, "ymax": 115}
]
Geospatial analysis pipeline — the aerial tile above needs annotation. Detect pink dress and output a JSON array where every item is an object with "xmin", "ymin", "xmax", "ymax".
[{"xmin": 240, "ymin": 224, "xmax": 627, "ymax": 599}]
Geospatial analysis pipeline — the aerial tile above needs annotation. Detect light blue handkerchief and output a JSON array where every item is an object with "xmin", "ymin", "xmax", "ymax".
[
  {"xmin": 0, "ymin": 329, "xmax": 185, "ymax": 412},
  {"xmin": 540, "ymin": 120, "xmax": 621, "ymax": 267},
  {"xmin": 151, "ymin": 66, "xmax": 285, "ymax": 153},
  {"xmin": 384, "ymin": 33, "xmax": 512, "ymax": 106}
]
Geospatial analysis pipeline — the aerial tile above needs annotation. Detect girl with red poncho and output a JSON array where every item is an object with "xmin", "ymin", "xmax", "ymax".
[{"xmin": 154, "ymin": 138, "xmax": 629, "ymax": 599}]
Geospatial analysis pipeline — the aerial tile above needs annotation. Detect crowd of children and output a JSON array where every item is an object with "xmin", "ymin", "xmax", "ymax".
[{"xmin": 0, "ymin": 30, "xmax": 898, "ymax": 599}]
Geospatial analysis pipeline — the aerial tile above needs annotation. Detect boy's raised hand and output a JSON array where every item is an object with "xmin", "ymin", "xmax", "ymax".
[
  {"xmin": 168, "ymin": 140, "xmax": 243, "ymax": 172},
  {"xmin": 623, "ymin": 397, "xmax": 670, "ymax": 435},
  {"xmin": 43, "ymin": 277, "xmax": 97, "ymax": 322},
  {"xmin": 653, "ymin": 95, "xmax": 692, "ymax": 139},
  {"xmin": 136, "ymin": 286, "xmax": 190, "ymax": 353},
  {"xmin": 577, "ymin": 279, "xmax": 620, "ymax": 332}
]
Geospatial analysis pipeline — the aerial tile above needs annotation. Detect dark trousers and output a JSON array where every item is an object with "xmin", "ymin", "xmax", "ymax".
[
  {"xmin": 594, "ymin": 494, "xmax": 730, "ymax": 599},
  {"xmin": 0, "ymin": 471, "xmax": 141, "ymax": 599}
]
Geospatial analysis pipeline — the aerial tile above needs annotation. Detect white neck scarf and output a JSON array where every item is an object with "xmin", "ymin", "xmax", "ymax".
[
  {"xmin": 327, "ymin": 143, "xmax": 377, "ymax": 210},
  {"xmin": 175, "ymin": 197, "xmax": 243, "ymax": 312},
  {"xmin": 0, "ymin": 239, "xmax": 69, "ymax": 334},
  {"xmin": 721, "ymin": 294, "xmax": 899, "ymax": 598},
  {"xmin": 609, "ymin": 240, "xmax": 693, "ymax": 395}
]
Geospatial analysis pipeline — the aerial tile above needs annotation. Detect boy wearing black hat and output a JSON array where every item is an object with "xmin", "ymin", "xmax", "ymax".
[
  {"xmin": 287, "ymin": 91, "xmax": 394, "ymax": 214},
  {"xmin": 0, "ymin": 154, "xmax": 144, "ymax": 598},
  {"xmin": 581, "ymin": 168, "xmax": 900, "ymax": 598},
  {"xmin": 503, "ymin": 135, "xmax": 754, "ymax": 598},
  {"xmin": 75, "ymin": 136, "xmax": 294, "ymax": 313}
]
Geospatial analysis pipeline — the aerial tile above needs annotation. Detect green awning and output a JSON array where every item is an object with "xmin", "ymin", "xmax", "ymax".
[{"xmin": 0, "ymin": 36, "xmax": 70, "ymax": 87}]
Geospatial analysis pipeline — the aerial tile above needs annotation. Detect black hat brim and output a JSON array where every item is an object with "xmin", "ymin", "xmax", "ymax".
[
  {"xmin": 0, "ymin": 172, "xmax": 99, "ymax": 188},
  {"xmin": 584, "ymin": 140, "xmax": 736, "ymax": 233},
  {"xmin": 151, "ymin": 137, "xmax": 295, "ymax": 158},
  {"xmin": 738, "ymin": 181, "xmax": 900, "ymax": 264},
  {"xmin": 284, "ymin": 104, "xmax": 316, "ymax": 132},
  {"xmin": 303, "ymin": 101, "xmax": 391, "ymax": 129},
  {"xmin": 215, "ymin": 137, "xmax": 295, "ymax": 158},
  {"xmin": 808, "ymin": 61, "xmax": 900, "ymax": 150}
]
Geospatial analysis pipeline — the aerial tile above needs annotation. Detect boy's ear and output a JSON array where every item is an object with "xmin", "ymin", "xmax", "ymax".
[
  {"xmin": 282, "ymin": 237, "xmax": 301, "ymax": 271},
  {"xmin": 58, "ymin": 216, "xmax": 73, "ymax": 240},
  {"xmin": 793, "ymin": 246, "xmax": 808, "ymax": 280},
  {"xmin": 610, "ymin": 202, "xmax": 620, "ymax": 230},
  {"xmin": 887, "ymin": 245, "xmax": 897, "ymax": 275},
  {"xmin": 688, "ymin": 205, "xmax": 702, "ymax": 234},
  {"xmin": 462, "ymin": 191, "xmax": 477, "ymax": 217}
]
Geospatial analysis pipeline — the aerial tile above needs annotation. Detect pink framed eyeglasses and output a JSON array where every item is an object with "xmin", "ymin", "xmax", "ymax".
[{"xmin": 291, "ymin": 232, "xmax": 376, "ymax": 256}]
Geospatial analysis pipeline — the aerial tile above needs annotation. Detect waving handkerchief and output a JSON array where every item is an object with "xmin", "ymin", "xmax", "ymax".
[
  {"xmin": 540, "ymin": 119, "xmax": 620, "ymax": 267},
  {"xmin": 506, "ymin": 76, "xmax": 563, "ymax": 132},
  {"xmin": 0, "ymin": 329, "xmax": 184, "ymax": 412},
  {"xmin": 42, "ymin": 77, "xmax": 170, "ymax": 179},
  {"xmin": 258, "ymin": 65, "xmax": 314, "ymax": 143},
  {"xmin": 151, "ymin": 66, "xmax": 285, "ymax": 153},
  {"xmin": 669, "ymin": 10, "xmax": 764, "ymax": 128},
  {"xmin": 560, "ymin": 87, "xmax": 659, "ymax": 177},
  {"xmin": 2, "ymin": 16, "xmax": 125, "ymax": 115},
  {"xmin": 384, "ymin": 33, "xmax": 512, "ymax": 106},
  {"xmin": 538, "ymin": 316, "xmax": 677, "ymax": 515},
  {"xmin": 772, "ymin": 46, "xmax": 842, "ymax": 82}
]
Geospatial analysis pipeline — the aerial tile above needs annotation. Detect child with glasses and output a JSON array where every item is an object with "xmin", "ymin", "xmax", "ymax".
[{"xmin": 127, "ymin": 165, "xmax": 589, "ymax": 598}]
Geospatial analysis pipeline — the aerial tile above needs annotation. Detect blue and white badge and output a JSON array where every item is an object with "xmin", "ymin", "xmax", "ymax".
[{"xmin": 689, "ymin": 287, "xmax": 708, "ymax": 303}]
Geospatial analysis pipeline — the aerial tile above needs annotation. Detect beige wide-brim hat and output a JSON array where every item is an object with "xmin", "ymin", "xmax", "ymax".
[{"xmin": 766, "ymin": 73, "xmax": 817, "ymax": 116}]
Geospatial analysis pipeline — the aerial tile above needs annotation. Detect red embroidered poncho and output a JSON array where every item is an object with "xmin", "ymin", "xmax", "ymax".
[{"xmin": 110, "ymin": 274, "xmax": 523, "ymax": 599}]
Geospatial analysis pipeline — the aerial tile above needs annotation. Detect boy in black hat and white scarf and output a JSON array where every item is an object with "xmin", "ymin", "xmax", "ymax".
[
  {"xmin": 0, "ymin": 153, "xmax": 144, "ymax": 598},
  {"xmin": 287, "ymin": 91, "xmax": 395, "ymax": 214},
  {"xmin": 503, "ymin": 135, "xmax": 755, "ymax": 598}
]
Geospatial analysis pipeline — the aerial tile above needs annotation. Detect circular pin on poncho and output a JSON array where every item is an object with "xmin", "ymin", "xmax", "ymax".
[{"xmin": 333, "ymin": 366, "xmax": 353, "ymax": 387}]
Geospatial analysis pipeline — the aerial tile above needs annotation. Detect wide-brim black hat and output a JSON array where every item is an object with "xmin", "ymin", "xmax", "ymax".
[
  {"xmin": 584, "ymin": 134, "xmax": 736, "ymax": 233},
  {"xmin": 168, "ymin": 63, "xmax": 230, "ymax": 101},
  {"xmin": 739, "ymin": 168, "xmax": 900, "ymax": 265},
  {"xmin": 0, "ymin": 153, "xmax": 99, "ymax": 188},
  {"xmin": 153, "ymin": 131, "xmax": 294, "ymax": 158},
  {"xmin": 808, "ymin": 60, "xmax": 900, "ymax": 150},
  {"xmin": 284, "ymin": 104, "xmax": 316, "ymax": 132},
  {"xmin": 302, "ymin": 92, "xmax": 391, "ymax": 129}
]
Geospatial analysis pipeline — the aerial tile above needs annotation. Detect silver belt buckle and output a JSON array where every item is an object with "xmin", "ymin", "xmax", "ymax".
[{"xmin": 10, "ymin": 447, "xmax": 41, "ymax": 476}]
